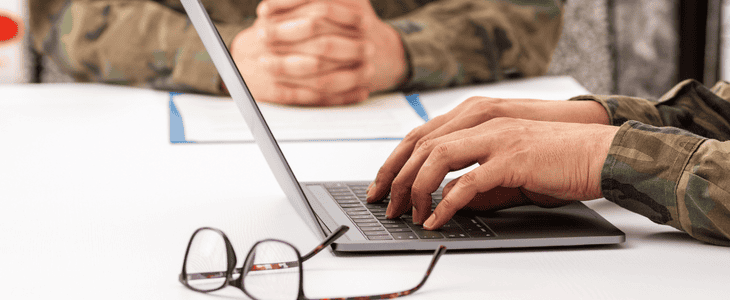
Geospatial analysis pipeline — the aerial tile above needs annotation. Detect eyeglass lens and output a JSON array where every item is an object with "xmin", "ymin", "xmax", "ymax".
[
  {"xmin": 184, "ymin": 228, "xmax": 229, "ymax": 291},
  {"xmin": 243, "ymin": 241, "xmax": 301, "ymax": 300}
]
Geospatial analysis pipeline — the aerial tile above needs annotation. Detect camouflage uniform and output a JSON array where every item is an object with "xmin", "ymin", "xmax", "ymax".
[
  {"xmin": 572, "ymin": 79, "xmax": 730, "ymax": 246},
  {"xmin": 29, "ymin": 0, "xmax": 564, "ymax": 95}
]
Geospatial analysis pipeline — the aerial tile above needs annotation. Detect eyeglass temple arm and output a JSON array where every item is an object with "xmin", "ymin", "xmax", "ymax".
[
  {"xmin": 301, "ymin": 225, "xmax": 349, "ymax": 261},
  {"xmin": 306, "ymin": 245, "xmax": 447, "ymax": 300}
]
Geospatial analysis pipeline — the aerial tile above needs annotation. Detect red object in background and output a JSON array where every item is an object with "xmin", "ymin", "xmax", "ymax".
[{"xmin": 0, "ymin": 14, "xmax": 21, "ymax": 43}]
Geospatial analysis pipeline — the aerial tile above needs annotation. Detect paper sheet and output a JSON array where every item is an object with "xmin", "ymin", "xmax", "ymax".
[
  {"xmin": 172, "ymin": 76, "xmax": 591, "ymax": 143},
  {"xmin": 173, "ymin": 92, "xmax": 423, "ymax": 142}
]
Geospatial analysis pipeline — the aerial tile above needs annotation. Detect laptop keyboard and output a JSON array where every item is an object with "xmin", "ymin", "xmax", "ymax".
[{"xmin": 325, "ymin": 183, "xmax": 495, "ymax": 240}]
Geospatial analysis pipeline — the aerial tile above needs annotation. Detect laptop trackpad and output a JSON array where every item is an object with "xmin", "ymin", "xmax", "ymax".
[{"xmin": 475, "ymin": 203, "xmax": 606, "ymax": 238}]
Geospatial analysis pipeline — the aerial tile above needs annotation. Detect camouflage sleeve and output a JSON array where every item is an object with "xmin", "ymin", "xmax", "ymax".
[
  {"xmin": 385, "ymin": 0, "xmax": 564, "ymax": 91},
  {"xmin": 603, "ymin": 121, "xmax": 730, "ymax": 246},
  {"xmin": 569, "ymin": 79, "xmax": 730, "ymax": 141},
  {"xmin": 30, "ymin": 0, "xmax": 249, "ymax": 95}
]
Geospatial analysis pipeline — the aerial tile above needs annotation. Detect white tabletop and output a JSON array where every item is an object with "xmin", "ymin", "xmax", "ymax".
[{"xmin": 1, "ymin": 83, "xmax": 727, "ymax": 300}]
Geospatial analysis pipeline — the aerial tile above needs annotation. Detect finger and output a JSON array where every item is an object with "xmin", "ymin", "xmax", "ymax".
[
  {"xmin": 276, "ymin": 64, "xmax": 374, "ymax": 95},
  {"xmin": 423, "ymin": 161, "xmax": 507, "ymax": 230},
  {"xmin": 385, "ymin": 132, "xmax": 462, "ymax": 219},
  {"xmin": 412, "ymin": 131, "xmax": 513, "ymax": 228},
  {"xmin": 417, "ymin": 111, "xmax": 494, "ymax": 148},
  {"xmin": 368, "ymin": 103, "xmax": 480, "ymax": 203},
  {"xmin": 264, "ymin": 1, "xmax": 363, "ymax": 30},
  {"xmin": 263, "ymin": 84, "xmax": 369, "ymax": 106},
  {"xmin": 261, "ymin": 54, "xmax": 349, "ymax": 77},
  {"xmin": 368, "ymin": 116, "xmax": 459, "ymax": 203},
  {"xmin": 392, "ymin": 128, "xmax": 485, "ymax": 223},
  {"xmin": 258, "ymin": 0, "xmax": 310, "ymax": 17},
  {"xmin": 270, "ymin": 36, "xmax": 371, "ymax": 62},
  {"xmin": 441, "ymin": 178, "xmax": 457, "ymax": 197},
  {"xmin": 265, "ymin": 18, "xmax": 360, "ymax": 45},
  {"xmin": 392, "ymin": 114, "xmax": 493, "ymax": 208},
  {"xmin": 443, "ymin": 179, "xmax": 529, "ymax": 212},
  {"xmin": 409, "ymin": 136, "xmax": 492, "ymax": 224}
]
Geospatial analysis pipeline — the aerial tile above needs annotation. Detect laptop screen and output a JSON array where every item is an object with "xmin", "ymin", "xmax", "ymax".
[{"xmin": 180, "ymin": 0, "xmax": 329, "ymax": 238}]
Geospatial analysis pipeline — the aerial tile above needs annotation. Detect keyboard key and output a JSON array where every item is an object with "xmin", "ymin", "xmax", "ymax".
[
  {"xmin": 445, "ymin": 232, "xmax": 469, "ymax": 239},
  {"xmin": 387, "ymin": 227, "xmax": 412, "ymax": 233},
  {"xmin": 391, "ymin": 232, "xmax": 418, "ymax": 240},
  {"xmin": 338, "ymin": 199, "xmax": 361, "ymax": 204},
  {"xmin": 467, "ymin": 231, "xmax": 494, "ymax": 238},
  {"xmin": 411, "ymin": 228, "xmax": 444, "ymax": 239},
  {"xmin": 350, "ymin": 215, "xmax": 375, "ymax": 219},
  {"xmin": 379, "ymin": 219, "xmax": 400, "ymax": 224},
  {"xmin": 464, "ymin": 227, "xmax": 491, "ymax": 235},
  {"xmin": 383, "ymin": 223, "xmax": 409, "ymax": 229},
  {"xmin": 339, "ymin": 204, "xmax": 362, "ymax": 208},
  {"xmin": 353, "ymin": 219, "xmax": 378, "ymax": 224},
  {"xmin": 360, "ymin": 227, "xmax": 388, "ymax": 235},
  {"xmin": 367, "ymin": 207, "xmax": 387, "ymax": 212},
  {"xmin": 329, "ymin": 191, "xmax": 354, "ymax": 196},
  {"xmin": 347, "ymin": 211, "xmax": 371, "ymax": 216},
  {"xmin": 343, "ymin": 207, "xmax": 367, "ymax": 212},
  {"xmin": 360, "ymin": 226, "xmax": 385, "ymax": 232},
  {"xmin": 439, "ymin": 222, "xmax": 459, "ymax": 229},
  {"xmin": 364, "ymin": 231, "xmax": 389, "ymax": 236},
  {"xmin": 417, "ymin": 232, "xmax": 444, "ymax": 239},
  {"xmin": 367, "ymin": 235, "xmax": 393, "ymax": 240}
]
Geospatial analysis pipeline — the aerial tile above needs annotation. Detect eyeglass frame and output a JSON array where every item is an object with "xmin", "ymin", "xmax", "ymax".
[{"xmin": 179, "ymin": 225, "xmax": 447, "ymax": 300}]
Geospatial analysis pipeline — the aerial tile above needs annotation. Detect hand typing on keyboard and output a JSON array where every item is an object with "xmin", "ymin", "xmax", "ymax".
[
  {"xmin": 364, "ymin": 98, "xmax": 615, "ymax": 230},
  {"xmin": 327, "ymin": 183, "xmax": 494, "ymax": 240}
]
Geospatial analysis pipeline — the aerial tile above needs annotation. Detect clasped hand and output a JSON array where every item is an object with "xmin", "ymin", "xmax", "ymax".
[
  {"xmin": 230, "ymin": 0, "xmax": 407, "ymax": 106},
  {"xmin": 366, "ymin": 97, "xmax": 619, "ymax": 230}
]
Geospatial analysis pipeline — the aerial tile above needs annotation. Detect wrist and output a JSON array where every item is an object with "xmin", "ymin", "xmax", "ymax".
[
  {"xmin": 591, "ymin": 124, "xmax": 621, "ymax": 199},
  {"xmin": 573, "ymin": 100, "xmax": 611, "ymax": 125}
]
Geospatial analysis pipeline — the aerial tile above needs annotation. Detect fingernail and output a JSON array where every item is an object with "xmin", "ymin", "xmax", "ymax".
[
  {"xmin": 423, "ymin": 213, "xmax": 437, "ymax": 229},
  {"xmin": 366, "ymin": 182, "xmax": 375, "ymax": 201},
  {"xmin": 412, "ymin": 207, "xmax": 420, "ymax": 224}
]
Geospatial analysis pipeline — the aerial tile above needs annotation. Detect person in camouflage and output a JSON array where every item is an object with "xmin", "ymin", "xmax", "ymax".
[
  {"xmin": 367, "ymin": 79, "xmax": 730, "ymax": 246},
  {"xmin": 29, "ymin": 0, "xmax": 564, "ymax": 106}
]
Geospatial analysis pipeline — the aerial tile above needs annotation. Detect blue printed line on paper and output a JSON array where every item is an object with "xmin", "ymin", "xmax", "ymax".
[
  {"xmin": 405, "ymin": 93, "xmax": 429, "ymax": 122},
  {"xmin": 169, "ymin": 92, "xmax": 195, "ymax": 144}
]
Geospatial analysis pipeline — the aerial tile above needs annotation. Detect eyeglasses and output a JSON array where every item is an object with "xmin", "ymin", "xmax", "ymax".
[{"xmin": 179, "ymin": 225, "xmax": 446, "ymax": 300}]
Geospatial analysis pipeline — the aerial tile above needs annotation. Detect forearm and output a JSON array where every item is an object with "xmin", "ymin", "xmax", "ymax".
[
  {"xmin": 571, "ymin": 80, "xmax": 730, "ymax": 141},
  {"xmin": 385, "ymin": 0, "xmax": 563, "ymax": 91},
  {"xmin": 602, "ymin": 121, "xmax": 730, "ymax": 246},
  {"xmin": 31, "ymin": 0, "xmax": 248, "ymax": 94}
]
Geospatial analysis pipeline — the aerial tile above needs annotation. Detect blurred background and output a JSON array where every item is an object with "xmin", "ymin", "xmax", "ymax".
[{"xmin": 2, "ymin": 0, "xmax": 729, "ymax": 100}]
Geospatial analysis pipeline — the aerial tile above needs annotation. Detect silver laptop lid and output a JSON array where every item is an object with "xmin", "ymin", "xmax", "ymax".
[{"xmin": 180, "ymin": 0, "xmax": 325, "ymax": 239}]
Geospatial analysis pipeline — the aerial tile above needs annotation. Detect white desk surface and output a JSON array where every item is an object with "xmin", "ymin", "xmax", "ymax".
[{"xmin": 1, "ymin": 83, "xmax": 727, "ymax": 300}]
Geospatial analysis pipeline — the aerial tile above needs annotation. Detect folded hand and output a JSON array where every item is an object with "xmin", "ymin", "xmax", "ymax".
[{"xmin": 230, "ymin": 0, "xmax": 407, "ymax": 106}]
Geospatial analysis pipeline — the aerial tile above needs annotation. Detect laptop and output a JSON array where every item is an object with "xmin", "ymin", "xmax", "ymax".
[{"xmin": 179, "ymin": 0, "xmax": 625, "ymax": 252}]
